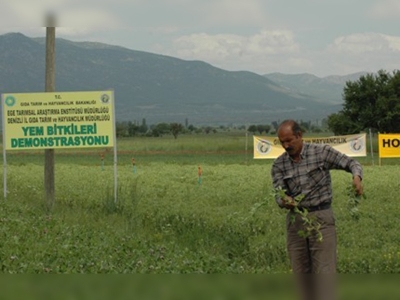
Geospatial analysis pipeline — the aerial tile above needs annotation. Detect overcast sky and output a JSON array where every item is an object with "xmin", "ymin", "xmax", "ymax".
[{"xmin": 1, "ymin": 0, "xmax": 399, "ymax": 77}]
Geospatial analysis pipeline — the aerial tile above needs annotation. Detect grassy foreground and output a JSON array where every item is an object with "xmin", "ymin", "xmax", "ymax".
[{"xmin": 0, "ymin": 133, "xmax": 399, "ymax": 274}]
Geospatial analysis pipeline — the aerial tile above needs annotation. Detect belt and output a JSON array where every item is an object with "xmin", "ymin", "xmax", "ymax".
[{"xmin": 296, "ymin": 203, "xmax": 331, "ymax": 212}]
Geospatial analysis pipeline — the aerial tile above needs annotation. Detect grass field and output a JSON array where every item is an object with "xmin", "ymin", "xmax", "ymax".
[{"xmin": 0, "ymin": 131, "xmax": 399, "ymax": 275}]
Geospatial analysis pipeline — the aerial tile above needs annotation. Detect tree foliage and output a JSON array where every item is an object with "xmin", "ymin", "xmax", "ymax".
[
  {"xmin": 152, "ymin": 123, "xmax": 171, "ymax": 137},
  {"xmin": 327, "ymin": 70, "xmax": 400, "ymax": 134},
  {"xmin": 248, "ymin": 124, "xmax": 271, "ymax": 134},
  {"xmin": 170, "ymin": 123, "xmax": 183, "ymax": 139},
  {"xmin": 256, "ymin": 124, "xmax": 271, "ymax": 134},
  {"xmin": 247, "ymin": 125, "xmax": 257, "ymax": 134}
]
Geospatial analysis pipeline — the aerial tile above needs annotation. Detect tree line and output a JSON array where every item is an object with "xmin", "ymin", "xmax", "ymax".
[
  {"xmin": 327, "ymin": 69, "xmax": 400, "ymax": 134},
  {"xmin": 115, "ymin": 119, "xmax": 328, "ymax": 139},
  {"xmin": 115, "ymin": 121, "xmax": 221, "ymax": 138}
]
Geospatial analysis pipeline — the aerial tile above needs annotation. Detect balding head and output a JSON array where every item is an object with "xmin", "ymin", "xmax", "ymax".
[{"xmin": 277, "ymin": 120, "xmax": 302, "ymax": 137}]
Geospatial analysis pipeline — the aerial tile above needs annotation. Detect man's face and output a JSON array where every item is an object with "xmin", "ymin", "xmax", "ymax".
[{"xmin": 277, "ymin": 125, "xmax": 303, "ymax": 158}]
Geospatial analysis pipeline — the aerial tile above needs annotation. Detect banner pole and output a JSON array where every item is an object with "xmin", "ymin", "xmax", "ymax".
[
  {"xmin": 378, "ymin": 132, "xmax": 381, "ymax": 166},
  {"xmin": 245, "ymin": 129, "xmax": 248, "ymax": 165},
  {"xmin": 1, "ymin": 95, "xmax": 7, "ymax": 200},
  {"xmin": 111, "ymin": 90, "xmax": 118, "ymax": 204},
  {"xmin": 369, "ymin": 128, "xmax": 374, "ymax": 166}
]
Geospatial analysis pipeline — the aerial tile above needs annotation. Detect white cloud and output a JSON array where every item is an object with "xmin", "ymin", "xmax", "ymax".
[
  {"xmin": 368, "ymin": 0, "xmax": 400, "ymax": 19},
  {"xmin": 56, "ymin": 28, "xmax": 100, "ymax": 38},
  {"xmin": 164, "ymin": 31, "xmax": 400, "ymax": 76},
  {"xmin": 157, "ymin": 30, "xmax": 311, "ymax": 74},
  {"xmin": 386, "ymin": 35, "xmax": 400, "ymax": 51},
  {"xmin": 328, "ymin": 33, "xmax": 400, "ymax": 54},
  {"xmin": 172, "ymin": 30, "xmax": 299, "ymax": 59},
  {"xmin": 323, "ymin": 33, "xmax": 400, "ymax": 75},
  {"xmin": 249, "ymin": 30, "xmax": 299, "ymax": 54},
  {"xmin": 160, "ymin": 29, "xmax": 304, "ymax": 74}
]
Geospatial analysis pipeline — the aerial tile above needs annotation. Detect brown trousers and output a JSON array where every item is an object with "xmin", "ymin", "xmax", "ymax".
[{"xmin": 286, "ymin": 208, "xmax": 337, "ymax": 300}]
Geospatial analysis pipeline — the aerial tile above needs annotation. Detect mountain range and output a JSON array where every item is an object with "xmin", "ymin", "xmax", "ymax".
[
  {"xmin": 263, "ymin": 72, "xmax": 367, "ymax": 105},
  {"xmin": 0, "ymin": 32, "xmax": 364, "ymax": 126}
]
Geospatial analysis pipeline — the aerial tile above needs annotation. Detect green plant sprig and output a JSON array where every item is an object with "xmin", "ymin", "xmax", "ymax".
[
  {"xmin": 272, "ymin": 187, "xmax": 323, "ymax": 242},
  {"xmin": 346, "ymin": 184, "xmax": 367, "ymax": 220}
]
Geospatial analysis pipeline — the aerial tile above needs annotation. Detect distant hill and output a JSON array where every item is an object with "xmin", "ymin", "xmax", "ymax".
[
  {"xmin": 263, "ymin": 72, "xmax": 368, "ymax": 105},
  {"xmin": 0, "ymin": 32, "xmax": 343, "ymax": 125}
]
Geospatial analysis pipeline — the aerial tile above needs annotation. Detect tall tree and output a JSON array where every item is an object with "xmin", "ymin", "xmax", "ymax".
[
  {"xmin": 327, "ymin": 70, "xmax": 400, "ymax": 134},
  {"xmin": 170, "ymin": 123, "xmax": 183, "ymax": 139},
  {"xmin": 327, "ymin": 113, "xmax": 359, "ymax": 135},
  {"xmin": 256, "ymin": 124, "xmax": 271, "ymax": 134},
  {"xmin": 128, "ymin": 121, "xmax": 139, "ymax": 136},
  {"xmin": 247, "ymin": 125, "xmax": 257, "ymax": 134}
]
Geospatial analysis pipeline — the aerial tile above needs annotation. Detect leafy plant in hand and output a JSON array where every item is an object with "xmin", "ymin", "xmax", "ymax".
[
  {"xmin": 251, "ymin": 186, "xmax": 323, "ymax": 242},
  {"xmin": 346, "ymin": 184, "xmax": 366, "ymax": 220},
  {"xmin": 274, "ymin": 187, "xmax": 323, "ymax": 242}
]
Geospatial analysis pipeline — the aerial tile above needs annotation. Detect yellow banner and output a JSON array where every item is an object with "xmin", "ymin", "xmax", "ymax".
[
  {"xmin": 253, "ymin": 133, "xmax": 367, "ymax": 159},
  {"xmin": 2, "ymin": 91, "xmax": 115, "ymax": 150},
  {"xmin": 378, "ymin": 133, "xmax": 400, "ymax": 158}
]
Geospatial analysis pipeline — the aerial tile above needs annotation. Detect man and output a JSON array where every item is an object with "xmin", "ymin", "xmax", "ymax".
[{"xmin": 271, "ymin": 120, "xmax": 363, "ymax": 299}]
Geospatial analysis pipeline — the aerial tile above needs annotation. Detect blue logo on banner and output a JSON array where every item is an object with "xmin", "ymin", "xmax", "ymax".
[{"xmin": 5, "ymin": 96, "xmax": 16, "ymax": 107}]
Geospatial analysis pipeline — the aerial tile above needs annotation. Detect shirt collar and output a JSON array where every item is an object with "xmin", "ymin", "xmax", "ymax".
[{"xmin": 299, "ymin": 143, "xmax": 306, "ymax": 158}]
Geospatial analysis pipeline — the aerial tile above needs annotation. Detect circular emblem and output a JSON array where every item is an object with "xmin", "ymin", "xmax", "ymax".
[
  {"xmin": 350, "ymin": 137, "xmax": 364, "ymax": 152},
  {"xmin": 5, "ymin": 96, "xmax": 16, "ymax": 107},
  {"xmin": 256, "ymin": 139, "xmax": 272, "ymax": 155},
  {"xmin": 100, "ymin": 94, "xmax": 110, "ymax": 104}
]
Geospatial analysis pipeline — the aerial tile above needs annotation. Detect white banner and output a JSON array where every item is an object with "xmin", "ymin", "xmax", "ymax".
[{"xmin": 254, "ymin": 133, "xmax": 367, "ymax": 159}]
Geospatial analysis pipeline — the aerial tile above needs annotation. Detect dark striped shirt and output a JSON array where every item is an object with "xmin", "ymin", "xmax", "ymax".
[{"xmin": 271, "ymin": 143, "xmax": 363, "ymax": 208}]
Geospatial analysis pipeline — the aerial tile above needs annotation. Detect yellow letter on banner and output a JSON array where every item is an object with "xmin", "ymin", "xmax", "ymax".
[{"xmin": 378, "ymin": 133, "xmax": 400, "ymax": 158}]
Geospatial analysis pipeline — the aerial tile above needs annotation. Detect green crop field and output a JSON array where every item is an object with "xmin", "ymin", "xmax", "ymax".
[{"xmin": 0, "ymin": 132, "xmax": 399, "ymax": 275}]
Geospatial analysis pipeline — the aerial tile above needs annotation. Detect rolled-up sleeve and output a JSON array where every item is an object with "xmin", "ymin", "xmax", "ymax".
[
  {"xmin": 324, "ymin": 145, "xmax": 363, "ymax": 179},
  {"xmin": 271, "ymin": 162, "xmax": 286, "ymax": 208}
]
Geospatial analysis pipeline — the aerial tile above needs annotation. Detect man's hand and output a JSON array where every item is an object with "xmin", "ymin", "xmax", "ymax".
[
  {"xmin": 353, "ymin": 175, "xmax": 363, "ymax": 196},
  {"xmin": 282, "ymin": 195, "xmax": 296, "ymax": 209}
]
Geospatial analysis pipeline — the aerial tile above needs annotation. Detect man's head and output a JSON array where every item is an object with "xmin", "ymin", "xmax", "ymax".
[{"xmin": 277, "ymin": 120, "xmax": 303, "ymax": 159}]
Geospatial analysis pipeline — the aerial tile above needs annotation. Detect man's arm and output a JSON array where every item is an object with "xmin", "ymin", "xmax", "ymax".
[
  {"xmin": 324, "ymin": 144, "xmax": 363, "ymax": 195},
  {"xmin": 271, "ymin": 164, "xmax": 296, "ymax": 209}
]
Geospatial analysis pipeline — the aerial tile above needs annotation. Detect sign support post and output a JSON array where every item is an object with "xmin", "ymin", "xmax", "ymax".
[
  {"xmin": 2, "ymin": 104, "xmax": 7, "ymax": 199},
  {"xmin": 45, "ymin": 14, "xmax": 56, "ymax": 209}
]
